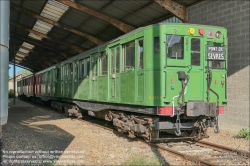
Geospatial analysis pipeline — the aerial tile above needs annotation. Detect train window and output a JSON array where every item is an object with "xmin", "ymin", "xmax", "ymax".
[
  {"xmin": 69, "ymin": 64, "xmax": 73, "ymax": 80},
  {"xmin": 191, "ymin": 53, "xmax": 200, "ymax": 66},
  {"xmin": 138, "ymin": 40, "xmax": 143, "ymax": 69},
  {"xmin": 74, "ymin": 63, "xmax": 78, "ymax": 79},
  {"xmin": 80, "ymin": 59, "xmax": 84, "ymax": 78},
  {"xmin": 111, "ymin": 48, "xmax": 115, "ymax": 74},
  {"xmin": 48, "ymin": 71, "xmax": 50, "ymax": 82},
  {"xmin": 64, "ymin": 66, "xmax": 67, "ymax": 77},
  {"xmin": 116, "ymin": 47, "xmax": 120, "ymax": 73},
  {"xmin": 86, "ymin": 58, "xmax": 90, "ymax": 77},
  {"xmin": 92, "ymin": 57, "xmax": 97, "ymax": 77},
  {"xmin": 56, "ymin": 68, "xmax": 59, "ymax": 81},
  {"xmin": 191, "ymin": 38, "xmax": 200, "ymax": 51},
  {"xmin": 154, "ymin": 37, "xmax": 160, "ymax": 54},
  {"xmin": 101, "ymin": 52, "xmax": 107, "ymax": 76},
  {"xmin": 123, "ymin": 41, "xmax": 135, "ymax": 72},
  {"xmin": 166, "ymin": 35, "xmax": 184, "ymax": 59},
  {"xmin": 191, "ymin": 38, "xmax": 200, "ymax": 66},
  {"xmin": 208, "ymin": 61, "xmax": 224, "ymax": 69}
]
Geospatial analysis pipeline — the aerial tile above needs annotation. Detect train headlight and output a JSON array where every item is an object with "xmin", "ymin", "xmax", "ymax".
[
  {"xmin": 188, "ymin": 28, "xmax": 195, "ymax": 35},
  {"xmin": 215, "ymin": 31, "xmax": 222, "ymax": 38}
]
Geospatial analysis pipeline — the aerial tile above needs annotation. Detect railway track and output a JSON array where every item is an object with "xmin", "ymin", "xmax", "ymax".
[
  {"xmin": 78, "ymin": 115, "xmax": 250, "ymax": 166},
  {"xmin": 24, "ymin": 101, "xmax": 250, "ymax": 165}
]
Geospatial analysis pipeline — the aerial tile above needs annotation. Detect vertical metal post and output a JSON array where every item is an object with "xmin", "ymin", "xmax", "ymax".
[
  {"xmin": 13, "ymin": 44, "xmax": 16, "ymax": 105},
  {"xmin": 0, "ymin": 1, "xmax": 10, "ymax": 123},
  {"xmin": 0, "ymin": 1, "xmax": 10, "ymax": 163}
]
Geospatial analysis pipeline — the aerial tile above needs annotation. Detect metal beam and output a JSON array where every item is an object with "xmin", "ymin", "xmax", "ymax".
[
  {"xmin": 11, "ymin": 5, "xmax": 104, "ymax": 45},
  {"xmin": 10, "ymin": 22, "xmax": 84, "ymax": 53},
  {"xmin": 11, "ymin": 33, "xmax": 69, "ymax": 59},
  {"xmin": 56, "ymin": 0, "xmax": 135, "ymax": 33},
  {"xmin": 154, "ymin": 0, "xmax": 187, "ymax": 22}
]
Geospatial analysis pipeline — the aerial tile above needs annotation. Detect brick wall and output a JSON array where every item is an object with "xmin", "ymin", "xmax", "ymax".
[{"xmin": 188, "ymin": 0, "xmax": 249, "ymax": 127}]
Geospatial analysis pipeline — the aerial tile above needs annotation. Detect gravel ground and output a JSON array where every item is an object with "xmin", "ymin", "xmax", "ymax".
[
  {"xmin": 204, "ymin": 128, "xmax": 250, "ymax": 152},
  {"xmin": 2, "ymin": 99, "xmax": 249, "ymax": 165}
]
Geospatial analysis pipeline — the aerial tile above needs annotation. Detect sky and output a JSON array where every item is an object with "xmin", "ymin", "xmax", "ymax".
[{"xmin": 9, "ymin": 64, "xmax": 23, "ymax": 77}]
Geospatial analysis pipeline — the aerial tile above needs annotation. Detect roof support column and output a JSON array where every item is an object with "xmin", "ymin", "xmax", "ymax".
[{"xmin": 0, "ymin": 0, "xmax": 9, "ymax": 126}]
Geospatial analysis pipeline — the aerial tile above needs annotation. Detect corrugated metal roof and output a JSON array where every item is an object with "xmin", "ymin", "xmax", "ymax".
[
  {"xmin": 10, "ymin": 0, "xmax": 204, "ymax": 71},
  {"xmin": 17, "ymin": 0, "xmax": 69, "ymax": 63}
]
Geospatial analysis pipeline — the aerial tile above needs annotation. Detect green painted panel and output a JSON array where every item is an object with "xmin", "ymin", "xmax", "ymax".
[
  {"xmin": 120, "ymin": 72, "xmax": 135, "ymax": 103},
  {"xmin": 186, "ymin": 72, "xmax": 203, "ymax": 100},
  {"xmin": 78, "ymin": 78, "xmax": 90, "ymax": 99},
  {"xmin": 137, "ymin": 73, "xmax": 144, "ymax": 101},
  {"xmin": 97, "ymin": 76, "xmax": 108, "ymax": 101}
]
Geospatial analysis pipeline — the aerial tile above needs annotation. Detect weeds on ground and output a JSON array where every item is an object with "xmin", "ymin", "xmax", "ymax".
[{"xmin": 238, "ymin": 127, "xmax": 250, "ymax": 140}]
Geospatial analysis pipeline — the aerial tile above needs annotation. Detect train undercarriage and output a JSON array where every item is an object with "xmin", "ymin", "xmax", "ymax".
[
  {"xmin": 18, "ymin": 94, "xmax": 218, "ymax": 142},
  {"xmin": 49, "ymin": 100, "xmax": 216, "ymax": 142}
]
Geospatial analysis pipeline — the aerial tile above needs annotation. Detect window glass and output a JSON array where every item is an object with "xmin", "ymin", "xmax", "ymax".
[
  {"xmin": 56, "ymin": 68, "xmax": 59, "ymax": 81},
  {"xmin": 138, "ymin": 40, "xmax": 143, "ymax": 69},
  {"xmin": 101, "ymin": 52, "xmax": 107, "ymax": 76},
  {"xmin": 191, "ymin": 38, "xmax": 200, "ymax": 66},
  {"xmin": 92, "ymin": 56, "xmax": 97, "ymax": 77},
  {"xmin": 154, "ymin": 37, "xmax": 160, "ymax": 54},
  {"xmin": 86, "ymin": 58, "xmax": 90, "ymax": 76},
  {"xmin": 166, "ymin": 35, "xmax": 184, "ymax": 59},
  {"xmin": 74, "ymin": 63, "xmax": 78, "ymax": 79},
  {"xmin": 111, "ymin": 48, "xmax": 115, "ymax": 74},
  {"xmin": 69, "ymin": 64, "xmax": 73, "ymax": 80},
  {"xmin": 191, "ymin": 53, "xmax": 200, "ymax": 66},
  {"xmin": 123, "ymin": 41, "xmax": 135, "ymax": 71},
  {"xmin": 64, "ymin": 65, "xmax": 67, "ymax": 78},
  {"xmin": 208, "ymin": 61, "xmax": 224, "ymax": 69},
  {"xmin": 80, "ymin": 59, "xmax": 84, "ymax": 78},
  {"xmin": 191, "ymin": 38, "xmax": 200, "ymax": 51},
  {"xmin": 116, "ymin": 47, "xmax": 120, "ymax": 73}
]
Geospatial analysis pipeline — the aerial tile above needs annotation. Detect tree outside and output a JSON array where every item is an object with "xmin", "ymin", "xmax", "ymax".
[{"xmin": 17, "ymin": 69, "xmax": 33, "ymax": 76}]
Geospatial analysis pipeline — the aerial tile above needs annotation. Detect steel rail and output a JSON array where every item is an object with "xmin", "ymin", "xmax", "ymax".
[{"xmin": 197, "ymin": 140, "xmax": 250, "ymax": 157}]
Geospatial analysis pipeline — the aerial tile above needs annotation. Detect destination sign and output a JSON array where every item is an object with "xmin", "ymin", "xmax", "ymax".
[{"xmin": 207, "ymin": 46, "xmax": 225, "ymax": 60}]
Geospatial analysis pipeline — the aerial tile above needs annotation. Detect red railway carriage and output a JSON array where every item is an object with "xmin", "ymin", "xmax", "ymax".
[
  {"xmin": 35, "ymin": 74, "xmax": 43, "ymax": 95},
  {"xmin": 17, "ymin": 74, "xmax": 36, "ymax": 99}
]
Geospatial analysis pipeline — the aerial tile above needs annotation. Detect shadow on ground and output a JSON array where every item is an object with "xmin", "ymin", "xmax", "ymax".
[{"xmin": 2, "ymin": 99, "xmax": 74, "ymax": 165}]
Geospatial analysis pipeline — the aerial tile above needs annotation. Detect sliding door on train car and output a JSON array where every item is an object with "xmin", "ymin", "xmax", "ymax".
[
  {"xmin": 109, "ymin": 46, "xmax": 120, "ymax": 101},
  {"xmin": 90, "ymin": 54, "xmax": 98, "ymax": 99}
]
